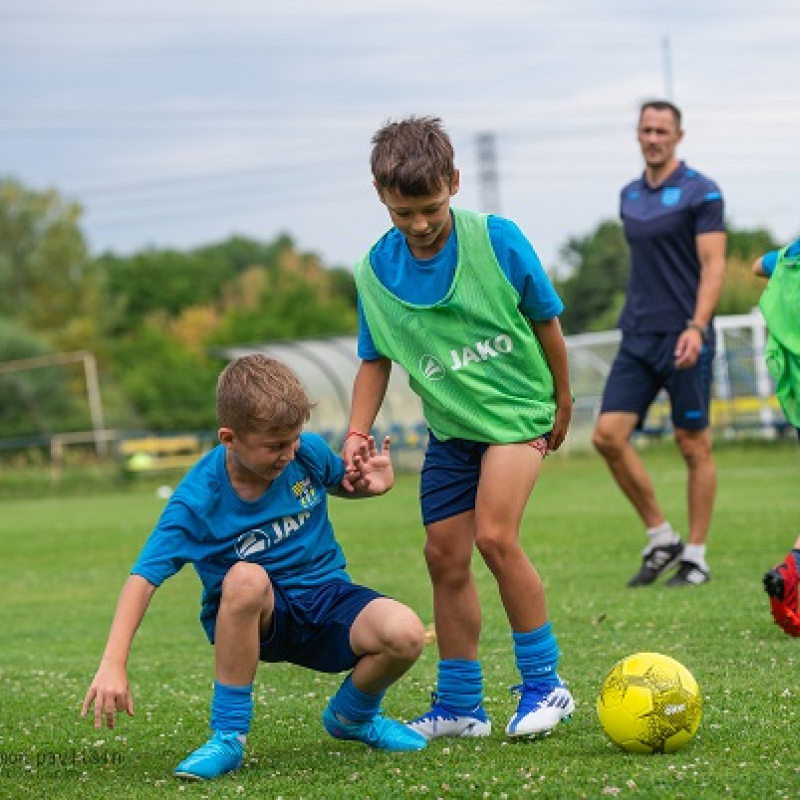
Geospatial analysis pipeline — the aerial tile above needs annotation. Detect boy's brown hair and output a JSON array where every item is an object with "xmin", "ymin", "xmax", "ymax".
[
  {"xmin": 371, "ymin": 115, "xmax": 455, "ymax": 197},
  {"xmin": 217, "ymin": 355, "xmax": 314, "ymax": 433}
]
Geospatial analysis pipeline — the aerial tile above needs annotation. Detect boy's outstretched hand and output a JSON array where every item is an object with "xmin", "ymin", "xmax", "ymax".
[
  {"xmin": 81, "ymin": 665, "xmax": 134, "ymax": 730},
  {"xmin": 341, "ymin": 435, "xmax": 393, "ymax": 495}
]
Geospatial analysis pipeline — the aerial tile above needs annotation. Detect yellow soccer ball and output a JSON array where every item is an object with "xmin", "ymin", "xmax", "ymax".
[{"xmin": 596, "ymin": 652, "xmax": 702, "ymax": 754}]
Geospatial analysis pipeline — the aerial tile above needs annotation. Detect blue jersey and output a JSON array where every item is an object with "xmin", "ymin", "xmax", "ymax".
[
  {"xmin": 357, "ymin": 212, "xmax": 564, "ymax": 361},
  {"xmin": 132, "ymin": 432, "xmax": 350, "ymax": 619},
  {"xmin": 762, "ymin": 237, "xmax": 800, "ymax": 277},
  {"xmin": 618, "ymin": 162, "xmax": 725, "ymax": 334}
]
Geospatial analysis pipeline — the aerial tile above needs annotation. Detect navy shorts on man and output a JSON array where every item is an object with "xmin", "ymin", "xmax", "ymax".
[{"xmin": 600, "ymin": 332, "xmax": 715, "ymax": 431}]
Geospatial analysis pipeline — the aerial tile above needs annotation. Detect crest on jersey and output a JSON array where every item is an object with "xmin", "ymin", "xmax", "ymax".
[
  {"xmin": 292, "ymin": 477, "xmax": 316, "ymax": 509},
  {"xmin": 661, "ymin": 187, "xmax": 681, "ymax": 207},
  {"xmin": 419, "ymin": 354, "xmax": 446, "ymax": 381},
  {"xmin": 235, "ymin": 529, "xmax": 269, "ymax": 559}
]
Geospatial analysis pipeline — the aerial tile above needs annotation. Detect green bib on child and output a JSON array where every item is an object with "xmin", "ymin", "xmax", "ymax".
[
  {"xmin": 759, "ymin": 245, "xmax": 800, "ymax": 427},
  {"xmin": 355, "ymin": 208, "xmax": 557, "ymax": 442}
]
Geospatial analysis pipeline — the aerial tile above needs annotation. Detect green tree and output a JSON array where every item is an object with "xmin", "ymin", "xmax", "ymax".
[
  {"xmin": 211, "ymin": 269, "xmax": 357, "ymax": 345},
  {"xmin": 0, "ymin": 178, "xmax": 101, "ymax": 348},
  {"xmin": 98, "ymin": 248, "xmax": 236, "ymax": 334},
  {"xmin": 111, "ymin": 326, "xmax": 222, "ymax": 431},
  {"xmin": 96, "ymin": 235, "xmax": 357, "ymax": 430},
  {"xmin": 554, "ymin": 221, "xmax": 629, "ymax": 334},
  {"xmin": 726, "ymin": 225, "xmax": 781, "ymax": 263},
  {"xmin": 0, "ymin": 320, "xmax": 77, "ymax": 437}
]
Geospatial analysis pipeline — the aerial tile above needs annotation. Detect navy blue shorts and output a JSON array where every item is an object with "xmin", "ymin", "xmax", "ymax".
[
  {"xmin": 600, "ymin": 332, "xmax": 715, "ymax": 431},
  {"xmin": 420, "ymin": 433, "xmax": 490, "ymax": 526},
  {"xmin": 202, "ymin": 578, "xmax": 382, "ymax": 674},
  {"xmin": 261, "ymin": 579, "xmax": 383, "ymax": 673},
  {"xmin": 420, "ymin": 432, "xmax": 547, "ymax": 526}
]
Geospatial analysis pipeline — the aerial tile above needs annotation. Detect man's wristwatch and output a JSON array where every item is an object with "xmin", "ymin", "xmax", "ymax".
[{"xmin": 685, "ymin": 320, "xmax": 708, "ymax": 338}]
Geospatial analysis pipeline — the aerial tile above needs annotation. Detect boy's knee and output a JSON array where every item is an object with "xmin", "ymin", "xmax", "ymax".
[
  {"xmin": 221, "ymin": 562, "xmax": 272, "ymax": 609},
  {"xmin": 475, "ymin": 529, "xmax": 519, "ymax": 571},
  {"xmin": 423, "ymin": 539, "xmax": 470, "ymax": 577},
  {"xmin": 385, "ymin": 608, "xmax": 426, "ymax": 663}
]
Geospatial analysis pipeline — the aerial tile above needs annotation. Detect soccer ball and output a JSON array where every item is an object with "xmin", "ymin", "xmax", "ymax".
[{"xmin": 596, "ymin": 652, "xmax": 702, "ymax": 754}]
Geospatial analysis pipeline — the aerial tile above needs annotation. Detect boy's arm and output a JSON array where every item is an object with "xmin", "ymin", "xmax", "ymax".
[
  {"xmin": 341, "ymin": 357, "xmax": 392, "ymax": 488},
  {"xmin": 530, "ymin": 317, "xmax": 573, "ymax": 453},
  {"xmin": 752, "ymin": 255, "xmax": 768, "ymax": 278},
  {"xmin": 81, "ymin": 574, "xmax": 158, "ymax": 729}
]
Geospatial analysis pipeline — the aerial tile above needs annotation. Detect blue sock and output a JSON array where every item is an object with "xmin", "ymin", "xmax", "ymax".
[
  {"xmin": 436, "ymin": 659, "xmax": 484, "ymax": 713},
  {"xmin": 328, "ymin": 674, "xmax": 384, "ymax": 724},
  {"xmin": 513, "ymin": 622, "xmax": 560, "ymax": 685},
  {"xmin": 210, "ymin": 681, "xmax": 254, "ymax": 735}
]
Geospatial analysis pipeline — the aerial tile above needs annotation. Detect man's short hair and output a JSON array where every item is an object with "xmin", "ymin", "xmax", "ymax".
[
  {"xmin": 639, "ymin": 99, "xmax": 682, "ymax": 130},
  {"xmin": 371, "ymin": 115, "xmax": 455, "ymax": 197},
  {"xmin": 217, "ymin": 355, "xmax": 314, "ymax": 433}
]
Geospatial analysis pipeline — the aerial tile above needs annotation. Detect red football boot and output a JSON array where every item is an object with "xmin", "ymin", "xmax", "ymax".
[{"xmin": 763, "ymin": 552, "xmax": 800, "ymax": 637}]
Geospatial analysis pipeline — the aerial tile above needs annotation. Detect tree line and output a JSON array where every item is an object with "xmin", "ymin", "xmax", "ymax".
[{"xmin": 0, "ymin": 177, "xmax": 786, "ymax": 438}]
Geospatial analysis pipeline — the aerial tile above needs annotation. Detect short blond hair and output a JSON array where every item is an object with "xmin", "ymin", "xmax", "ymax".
[{"xmin": 217, "ymin": 355, "xmax": 314, "ymax": 433}]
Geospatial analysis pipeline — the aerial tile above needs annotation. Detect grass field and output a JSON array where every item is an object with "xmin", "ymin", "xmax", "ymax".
[{"xmin": 1, "ymin": 441, "xmax": 798, "ymax": 799}]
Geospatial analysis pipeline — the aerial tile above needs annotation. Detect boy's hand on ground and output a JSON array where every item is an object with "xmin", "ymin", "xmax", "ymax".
[{"xmin": 81, "ymin": 666, "xmax": 134, "ymax": 729}]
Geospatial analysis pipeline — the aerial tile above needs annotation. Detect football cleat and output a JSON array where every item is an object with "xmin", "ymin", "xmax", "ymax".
[
  {"xmin": 505, "ymin": 678, "xmax": 575, "ymax": 738},
  {"xmin": 627, "ymin": 540, "xmax": 684, "ymax": 587},
  {"xmin": 665, "ymin": 560, "xmax": 710, "ymax": 587},
  {"xmin": 173, "ymin": 731, "xmax": 244, "ymax": 781},
  {"xmin": 763, "ymin": 552, "xmax": 800, "ymax": 637},
  {"xmin": 406, "ymin": 694, "xmax": 491, "ymax": 739},
  {"xmin": 322, "ymin": 705, "xmax": 427, "ymax": 751}
]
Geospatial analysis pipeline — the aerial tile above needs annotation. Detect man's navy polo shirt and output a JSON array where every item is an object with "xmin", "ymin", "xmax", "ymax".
[{"xmin": 618, "ymin": 161, "xmax": 725, "ymax": 334}]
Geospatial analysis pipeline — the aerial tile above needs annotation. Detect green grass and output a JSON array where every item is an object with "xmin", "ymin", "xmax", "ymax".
[{"xmin": 1, "ymin": 441, "xmax": 799, "ymax": 798}]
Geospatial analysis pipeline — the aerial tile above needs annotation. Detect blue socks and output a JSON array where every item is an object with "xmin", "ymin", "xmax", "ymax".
[
  {"xmin": 436, "ymin": 659, "xmax": 484, "ymax": 713},
  {"xmin": 513, "ymin": 622, "xmax": 560, "ymax": 685},
  {"xmin": 210, "ymin": 681, "xmax": 254, "ymax": 736},
  {"xmin": 328, "ymin": 674, "xmax": 384, "ymax": 724}
]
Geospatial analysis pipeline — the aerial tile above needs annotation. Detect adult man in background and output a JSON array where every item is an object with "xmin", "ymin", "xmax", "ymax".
[{"xmin": 593, "ymin": 100, "xmax": 726, "ymax": 588}]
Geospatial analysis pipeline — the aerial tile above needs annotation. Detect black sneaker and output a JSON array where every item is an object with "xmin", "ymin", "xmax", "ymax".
[
  {"xmin": 626, "ymin": 541, "xmax": 684, "ymax": 587},
  {"xmin": 665, "ymin": 560, "xmax": 710, "ymax": 587}
]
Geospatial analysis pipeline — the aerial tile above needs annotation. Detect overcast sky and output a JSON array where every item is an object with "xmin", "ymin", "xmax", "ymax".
[{"xmin": 3, "ymin": 0, "xmax": 800, "ymax": 273}]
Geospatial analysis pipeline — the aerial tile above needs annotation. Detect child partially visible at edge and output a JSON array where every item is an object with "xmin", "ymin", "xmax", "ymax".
[
  {"xmin": 82, "ymin": 354, "xmax": 428, "ymax": 782},
  {"xmin": 343, "ymin": 115, "xmax": 574, "ymax": 741},
  {"xmin": 753, "ymin": 238, "xmax": 800, "ymax": 637}
]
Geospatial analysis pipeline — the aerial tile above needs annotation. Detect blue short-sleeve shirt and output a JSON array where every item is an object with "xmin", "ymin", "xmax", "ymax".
[
  {"xmin": 762, "ymin": 237, "xmax": 800, "ymax": 277},
  {"xmin": 618, "ymin": 161, "xmax": 725, "ymax": 333},
  {"xmin": 131, "ymin": 433, "xmax": 351, "ymax": 621}
]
